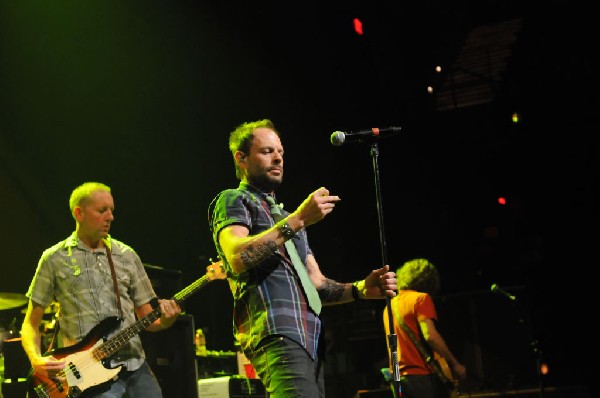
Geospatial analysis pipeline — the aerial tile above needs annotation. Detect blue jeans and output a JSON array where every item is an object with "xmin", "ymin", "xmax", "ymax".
[
  {"xmin": 248, "ymin": 335, "xmax": 325, "ymax": 398},
  {"xmin": 88, "ymin": 361, "xmax": 163, "ymax": 398}
]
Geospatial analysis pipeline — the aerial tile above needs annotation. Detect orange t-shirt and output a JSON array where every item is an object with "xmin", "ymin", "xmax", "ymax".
[{"xmin": 383, "ymin": 290, "xmax": 437, "ymax": 376}]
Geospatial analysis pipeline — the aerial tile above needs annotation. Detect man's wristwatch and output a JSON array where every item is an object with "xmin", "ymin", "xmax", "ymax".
[{"xmin": 277, "ymin": 220, "xmax": 296, "ymax": 240}]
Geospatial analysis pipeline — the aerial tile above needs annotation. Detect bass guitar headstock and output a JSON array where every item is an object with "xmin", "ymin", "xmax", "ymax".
[{"xmin": 206, "ymin": 258, "xmax": 226, "ymax": 281}]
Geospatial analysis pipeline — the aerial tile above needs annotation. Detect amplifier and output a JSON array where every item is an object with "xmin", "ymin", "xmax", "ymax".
[
  {"xmin": 2, "ymin": 338, "xmax": 31, "ymax": 380},
  {"xmin": 197, "ymin": 376, "xmax": 266, "ymax": 398},
  {"xmin": 1, "ymin": 379, "xmax": 28, "ymax": 398}
]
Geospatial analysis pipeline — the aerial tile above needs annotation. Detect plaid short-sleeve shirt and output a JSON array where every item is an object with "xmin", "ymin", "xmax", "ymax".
[{"xmin": 210, "ymin": 182, "xmax": 321, "ymax": 360}]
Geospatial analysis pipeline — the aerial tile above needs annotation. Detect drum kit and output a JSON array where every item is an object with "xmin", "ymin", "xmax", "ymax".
[
  {"xmin": 0, "ymin": 295, "xmax": 59, "ymax": 388},
  {"xmin": 0, "ymin": 293, "xmax": 28, "ymax": 379},
  {"xmin": 0, "ymin": 292, "xmax": 59, "ymax": 365},
  {"xmin": 0, "ymin": 292, "xmax": 28, "ymax": 347}
]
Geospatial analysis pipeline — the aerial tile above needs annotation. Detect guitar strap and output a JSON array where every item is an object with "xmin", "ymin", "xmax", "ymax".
[
  {"xmin": 104, "ymin": 242, "xmax": 124, "ymax": 320},
  {"xmin": 43, "ymin": 316, "xmax": 60, "ymax": 355}
]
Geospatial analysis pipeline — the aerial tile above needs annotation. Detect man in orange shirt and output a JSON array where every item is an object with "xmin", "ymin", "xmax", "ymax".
[{"xmin": 383, "ymin": 258, "xmax": 467, "ymax": 398}]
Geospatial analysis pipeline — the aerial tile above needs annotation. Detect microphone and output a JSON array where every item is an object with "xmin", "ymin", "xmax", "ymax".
[
  {"xmin": 330, "ymin": 126, "xmax": 401, "ymax": 146},
  {"xmin": 490, "ymin": 283, "xmax": 516, "ymax": 301}
]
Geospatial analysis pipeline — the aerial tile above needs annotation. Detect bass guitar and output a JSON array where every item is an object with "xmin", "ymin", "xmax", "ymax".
[{"xmin": 28, "ymin": 260, "xmax": 226, "ymax": 398}]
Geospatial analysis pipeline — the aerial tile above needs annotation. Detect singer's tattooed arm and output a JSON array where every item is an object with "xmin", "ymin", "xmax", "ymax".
[
  {"xmin": 240, "ymin": 241, "xmax": 278, "ymax": 271},
  {"xmin": 318, "ymin": 279, "xmax": 348, "ymax": 303}
]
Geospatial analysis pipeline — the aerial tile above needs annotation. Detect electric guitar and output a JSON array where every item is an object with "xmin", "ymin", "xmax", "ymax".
[
  {"xmin": 28, "ymin": 260, "xmax": 226, "ymax": 398},
  {"xmin": 393, "ymin": 311, "xmax": 460, "ymax": 398},
  {"xmin": 430, "ymin": 352, "xmax": 459, "ymax": 398}
]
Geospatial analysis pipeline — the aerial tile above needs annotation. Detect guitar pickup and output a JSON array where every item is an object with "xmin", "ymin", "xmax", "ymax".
[{"xmin": 68, "ymin": 362, "xmax": 82, "ymax": 379}]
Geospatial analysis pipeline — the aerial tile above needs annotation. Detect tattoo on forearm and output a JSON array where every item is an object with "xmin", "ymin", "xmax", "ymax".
[
  {"xmin": 318, "ymin": 279, "xmax": 345, "ymax": 302},
  {"xmin": 240, "ymin": 241, "xmax": 278, "ymax": 269}
]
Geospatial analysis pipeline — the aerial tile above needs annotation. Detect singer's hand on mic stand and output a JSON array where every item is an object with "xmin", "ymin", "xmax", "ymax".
[{"xmin": 362, "ymin": 264, "xmax": 397, "ymax": 299}]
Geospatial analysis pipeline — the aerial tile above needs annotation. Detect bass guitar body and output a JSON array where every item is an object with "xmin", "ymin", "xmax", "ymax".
[{"xmin": 28, "ymin": 317, "xmax": 123, "ymax": 398}]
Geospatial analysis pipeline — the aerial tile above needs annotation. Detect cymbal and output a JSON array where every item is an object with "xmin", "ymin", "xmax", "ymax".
[
  {"xmin": 20, "ymin": 301, "xmax": 60, "ymax": 315},
  {"xmin": 0, "ymin": 292, "xmax": 28, "ymax": 310}
]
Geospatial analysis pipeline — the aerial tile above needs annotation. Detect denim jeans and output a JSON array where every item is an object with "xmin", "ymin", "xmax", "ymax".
[
  {"xmin": 248, "ymin": 335, "xmax": 325, "ymax": 398},
  {"xmin": 87, "ymin": 361, "xmax": 163, "ymax": 398}
]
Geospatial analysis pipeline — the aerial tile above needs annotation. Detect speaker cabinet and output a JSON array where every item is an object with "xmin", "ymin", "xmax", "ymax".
[
  {"xmin": 2, "ymin": 338, "xmax": 31, "ymax": 380},
  {"xmin": 143, "ymin": 264, "xmax": 183, "ymax": 299},
  {"xmin": 437, "ymin": 289, "xmax": 538, "ymax": 392},
  {"xmin": 1, "ymin": 379, "xmax": 28, "ymax": 398},
  {"xmin": 197, "ymin": 376, "xmax": 266, "ymax": 398},
  {"xmin": 141, "ymin": 314, "xmax": 198, "ymax": 398}
]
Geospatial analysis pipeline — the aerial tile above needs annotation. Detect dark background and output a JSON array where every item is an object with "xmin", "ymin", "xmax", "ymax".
[{"xmin": 1, "ymin": 1, "xmax": 597, "ymax": 397}]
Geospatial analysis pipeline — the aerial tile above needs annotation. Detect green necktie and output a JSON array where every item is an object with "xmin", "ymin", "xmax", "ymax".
[{"xmin": 265, "ymin": 196, "xmax": 322, "ymax": 315}]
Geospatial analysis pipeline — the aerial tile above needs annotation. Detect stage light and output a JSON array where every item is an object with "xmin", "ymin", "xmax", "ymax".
[{"xmin": 353, "ymin": 18, "xmax": 363, "ymax": 36}]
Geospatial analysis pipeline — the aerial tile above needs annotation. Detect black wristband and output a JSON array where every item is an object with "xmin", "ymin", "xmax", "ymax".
[
  {"xmin": 351, "ymin": 284, "xmax": 361, "ymax": 301},
  {"xmin": 276, "ymin": 220, "xmax": 296, "ymax": 240}
]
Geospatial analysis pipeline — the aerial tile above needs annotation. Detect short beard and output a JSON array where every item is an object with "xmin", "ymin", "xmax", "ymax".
[{"xmin": 248, "ymin": 174, "xmax": 282, "ymax": 192}]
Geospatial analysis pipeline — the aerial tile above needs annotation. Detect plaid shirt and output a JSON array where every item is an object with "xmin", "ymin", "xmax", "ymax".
[
  {"xmin": 210, "ymin": 182, "xmax": 321, "ymax": 360},
  {"xmin": 26, "ymin": 232, "xmax": 157, "ymax": 371}
]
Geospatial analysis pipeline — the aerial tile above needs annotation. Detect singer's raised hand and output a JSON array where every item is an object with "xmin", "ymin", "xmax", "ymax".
[{"xmin": 292, "ymin": 187, "xmax": 341, "ymax": 228}]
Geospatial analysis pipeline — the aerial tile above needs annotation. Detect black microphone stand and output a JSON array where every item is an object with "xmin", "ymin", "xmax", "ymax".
[
  {"xmin": 506, "ymin": 291, "xmax": 545, "ymax": 398},
  {"xmin": 368, "ymin": 141, "xmax": 401, "ymax": 398}
]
